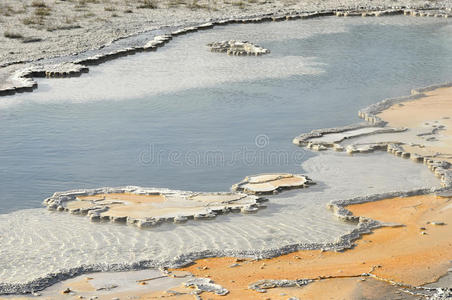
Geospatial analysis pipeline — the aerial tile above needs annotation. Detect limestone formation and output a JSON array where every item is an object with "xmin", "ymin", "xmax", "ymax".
[
  {"xmin": 43, "ymin": 186, "xmax": 267, "ymax": 228},
  {"xmin": 232, "ymin": 173, "xmax": 314, "ymax": 195},
  {"xmin": 207, "ymin": 40, "xmax": 270, "ymax": 56}
]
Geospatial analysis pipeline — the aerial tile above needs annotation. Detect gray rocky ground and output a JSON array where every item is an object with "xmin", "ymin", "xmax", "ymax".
[{"xmin": 0, "ymin": 0, "xmax": 448, "ymax": 65}]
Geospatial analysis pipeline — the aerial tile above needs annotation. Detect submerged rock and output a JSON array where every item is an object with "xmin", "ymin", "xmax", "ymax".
[{"xmin": 207, "ymin": 40, "xmax": 270, "ymax": 56}]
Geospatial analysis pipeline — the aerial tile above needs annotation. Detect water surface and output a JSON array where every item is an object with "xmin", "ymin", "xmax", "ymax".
[
  {"xmin": 0, "ymin": 16, "xmax": 451, "ymax": 287},
  {"xmin": 1, "ymin": 16, "xmax": 451, "ymax": 213}
]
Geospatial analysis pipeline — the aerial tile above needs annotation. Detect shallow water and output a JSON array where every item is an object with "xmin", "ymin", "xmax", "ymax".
[
  {"xmin": 0, "ymin": 16, "xmax": 451, "ymax": 287},
  {"xmin": 0, "ymin": 152, "xmax": 439, "ymax": 284},
  {"xmin": 1, "ymin": 16, "xmax": 451, "ymax": 213}
]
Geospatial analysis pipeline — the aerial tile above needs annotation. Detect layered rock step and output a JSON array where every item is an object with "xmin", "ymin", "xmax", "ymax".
[
  {"xmin": 232, "ymin": 173, "xmax": 314, "ymax": 195},
  {"xmin": 43, "ymin": 186, "xmax": 267, "ymax": 228}
]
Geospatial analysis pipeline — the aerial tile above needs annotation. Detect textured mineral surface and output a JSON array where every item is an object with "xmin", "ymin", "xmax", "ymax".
[
  {"xmin": 232, "ymin": 173, "xmax": 314, "ymax": 195},
  {"xmin": 208, "ymin": 40, "xmax": 270, "ymax": 56},
  {"xmin": 0, "ymin": 269, "xmax": 231, "ymax": 299},
  {"xmin": 377, "ymin": 86, "xmax": 452, "ymax": 163},
  {"xmin": 293, "ymin": 83, "xmax": 452, "ymax": 188},
  {"xmin": 43, "ymin": 186, "xmax": 266, "ymax": 228},
  {"xmin": 171, "ymin": 193, "xmax": 452, "ymax": 299}
]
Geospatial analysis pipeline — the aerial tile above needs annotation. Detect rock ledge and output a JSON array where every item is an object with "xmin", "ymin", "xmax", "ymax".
[
  {"xmin": 43, "ymin": 186, "xmax": 267, "ymax": 228},
  {"xmin": 232, "ymin": 173, "xmax": 314, "ymax": 195}
]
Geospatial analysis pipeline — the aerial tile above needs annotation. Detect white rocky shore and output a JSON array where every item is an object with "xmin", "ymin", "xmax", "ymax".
[
  {"xmin": 2, "ymin": 0, "xmax": 450, "ymax": 67},
  {"xmin": 1, "ymin": 0, "xmax": 452, "ymax": 97},
  {"xmin": 208, "ymin": 40, "xmax": 270, "ymax": 56}
]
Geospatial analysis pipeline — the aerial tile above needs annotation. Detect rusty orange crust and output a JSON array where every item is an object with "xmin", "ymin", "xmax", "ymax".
[
  {"xmin": 170, "ymin": 194, "xmax": 452, "ymax": 299},
  {"xmin": 3, "ymin": 196, "xmax": 451, "ymax": 300},
  {"xmin": 378, "ymin": 86, "xmax": 452, "ymax": 163}
]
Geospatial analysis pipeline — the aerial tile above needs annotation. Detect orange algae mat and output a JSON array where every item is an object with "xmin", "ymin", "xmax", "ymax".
[{"xmin": 171, "ymin": 194, "xmax": 452, "ymax": 299}]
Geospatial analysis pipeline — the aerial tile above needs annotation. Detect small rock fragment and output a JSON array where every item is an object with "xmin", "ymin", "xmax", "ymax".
[
  {"xmin": 208, "ymin": 40, "xmax": 270, "ymax": 56},
  {"xmin": 431, "ymin": 222, "xmax": 446, "ymax": 226}
]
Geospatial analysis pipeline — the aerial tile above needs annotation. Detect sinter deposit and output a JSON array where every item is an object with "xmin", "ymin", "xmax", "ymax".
[
  {"xmin": 293, "ymin": 83, "xmax": 452, "ymax": 188},
  {"xmin": 232, "ymin": 173, "xmax": 314, "ymax": 195},
  {"xmin": 208, "ymin": 40, "xmax": 270, "ymax": 56},
  {"xmin": 43, "ymin": 186, "xmax": 267, "ymax": 228}
]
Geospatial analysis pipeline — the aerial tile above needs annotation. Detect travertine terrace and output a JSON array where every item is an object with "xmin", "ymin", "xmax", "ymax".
[
  {"xmin": 232, "ymin": 173, "xmax": 314, "ymax": 195},
  {"xmin": 171, "ymin": 193, "xmax": 452, "ymax": 299},
  {"xmin": 43, "ymin": 186, "xmax": 267, "ymax": 228},
  {"xmin": 293, "ymin": 83, "xmax": 452, "ymax": 188}
]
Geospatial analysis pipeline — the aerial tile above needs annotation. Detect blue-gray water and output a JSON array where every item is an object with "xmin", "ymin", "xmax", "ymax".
[{"xmin": 1, "ymin": 16, "xmax": 452, "ymax": 214}]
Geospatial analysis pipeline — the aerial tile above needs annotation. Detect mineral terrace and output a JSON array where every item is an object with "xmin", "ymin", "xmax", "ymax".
[
  {"xmin": 293, "ymin": 83, "xmax": 452, "ymax": 188},
  {"xmin": 43, "ymin": 186, "xmax": 267, "ymax": 228},
  {"xmin": 232, "ymin": 173, "xmax": 314, "ymax": 194}
]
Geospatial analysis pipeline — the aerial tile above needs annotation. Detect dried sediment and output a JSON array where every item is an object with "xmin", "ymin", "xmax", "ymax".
[
  {"xmin": 207, "ymin": 40, "xmax": 270, "ymax": 56},
  {"xmin": 43, "ymin": 186, "xmax": 267, "ymax": 228},
  {"xmin": 231, "ymin": 173, "xmax": 314, "ymax": 195}
]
